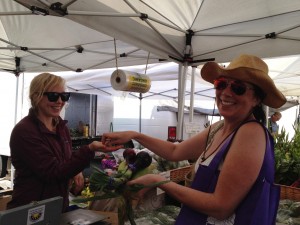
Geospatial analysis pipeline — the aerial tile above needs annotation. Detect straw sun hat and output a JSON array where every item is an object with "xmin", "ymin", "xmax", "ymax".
[{"xmin": 201, "ymin": 54, "xmax": 286, "ymax": 108}]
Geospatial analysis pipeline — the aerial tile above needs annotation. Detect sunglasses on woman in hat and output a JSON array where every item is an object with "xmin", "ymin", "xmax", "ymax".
[
  {"xmin": 213, "ymin": 77, "xmax": 255, "ymax": 96},
  {"xmin": 201, "ymin": 54, "xmax": 286, "ymax": 109}
]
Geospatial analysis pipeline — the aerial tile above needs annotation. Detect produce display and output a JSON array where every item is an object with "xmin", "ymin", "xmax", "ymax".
[
  {"xmin": 75, "ymin": 148, "xmax": 168, "ymax": 225},
  {"xmin": 152, "ymin": 154, "xmax": 190, "ymax": 172},
  {"xmin": 124, "ymin": 205, "xmax": 181, "ymax": 225},
  {"xmin": 76, "ymin": 145, "xmax": 300, "ymax": 225},
  {"xmin": 274, "ymin": 127, "xmax": 300, "ymax": 186},
  {"xmin": 89, "ymin": 150, "xmax": 153, "ymax": 192},
  {"xmin": 277, "ymin": 199, "xmax": 300, "ymax": 224}
]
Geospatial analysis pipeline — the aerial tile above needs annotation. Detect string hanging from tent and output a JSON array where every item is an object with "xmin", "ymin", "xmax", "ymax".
[
  {"xmin": 111, "ymin": 39, "xmax": 151, "ymax": 136},
  {"xmin": 110, "ymin": 39, "xmax": 151, "ymax": 93},
  {"xmin": 137, "ymin": 52, "xmax": 150, "ymax": 135}
]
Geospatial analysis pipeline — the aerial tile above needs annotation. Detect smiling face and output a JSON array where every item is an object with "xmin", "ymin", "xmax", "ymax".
[
  {"xmin": 29, "ymin": 73, "xmax": 68, "ymax": 123},
  {"xmin": 37, "ymin": 85, "xmax": 67, "ymax": 120},
  {"xmin": 214, "ymin": 77, "xmax": 261, "ymax": 121}
]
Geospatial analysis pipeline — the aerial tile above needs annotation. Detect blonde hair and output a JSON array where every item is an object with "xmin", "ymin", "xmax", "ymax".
[{"xmin": 29, "ymin": 73, "xmax": 66, "ymax": 109}]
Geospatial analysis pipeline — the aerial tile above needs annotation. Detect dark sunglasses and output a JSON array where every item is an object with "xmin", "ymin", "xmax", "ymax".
[
  {"xmin": 213, "ymin": 78, "xmax": 253, "ymax": 96},
  {"xmin": 43, "ymin": 92, "xmax": 71, "ymax": 102}
]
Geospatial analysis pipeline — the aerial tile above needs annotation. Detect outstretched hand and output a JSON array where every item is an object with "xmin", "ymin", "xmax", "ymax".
[
  {"xmin": 89, "ymin": 141, "xmax": 123, "ymax": 153},
  {"xmin": 101, "ymin": 131, "xmax": 135, "ymax": 146},
  {"xmin": 126, "ymin": 174, "xmax": 166, "ymax": 198}
]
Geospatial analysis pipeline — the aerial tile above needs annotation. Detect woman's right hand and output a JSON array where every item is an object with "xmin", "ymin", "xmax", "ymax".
[{"xmin": 102, "ymin": 131, "xmax": 136, "ymax": 146}]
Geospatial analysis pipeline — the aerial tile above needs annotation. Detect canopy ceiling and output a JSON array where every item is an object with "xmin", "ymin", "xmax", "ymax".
[
  {"xmin": 1, "ymin": 0, "xmax": 300, "ymax": 99},
  {"xmin": 55, "ymin": 62, "xmax": 215, "ymax": 102},
  {"xmin": 0, "ymin": 0, "xmax": 163, "ymax": 74},
  {"xmin": 12, "ymin": 0, "xmax": 300, "ymax": 65},
  {"xmin": 56, "ymin": 56, "xmax": 300, "ymax": 101}
]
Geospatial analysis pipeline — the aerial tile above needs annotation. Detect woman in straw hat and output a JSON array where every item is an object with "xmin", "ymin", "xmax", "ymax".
[{"xmin": 102, "ymin": 54, "xmax": 286, "ymax": 224}]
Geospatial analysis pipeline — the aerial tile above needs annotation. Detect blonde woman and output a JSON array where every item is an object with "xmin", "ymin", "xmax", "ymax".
[{"xmin": 7, "ymin": 73, "xmax": 121, "ymax": 212}]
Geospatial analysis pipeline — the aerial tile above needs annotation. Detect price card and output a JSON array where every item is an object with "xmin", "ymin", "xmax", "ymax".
[{"xmin": 185, "ymin": 122, "xmax": 202, "ymax": 134}]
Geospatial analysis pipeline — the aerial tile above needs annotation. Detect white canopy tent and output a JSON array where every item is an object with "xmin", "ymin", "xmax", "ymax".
[
  {"xmin": 1, "ymin": 0, "xmax": 300, "ymax": 139},
  {"xmin": 10, "ymin": 0, "xmax": 300, "ymax": 66},
  {"xmin": 0, "ymin": 1, "xmax": 164, "ymax": 74},
  {"xmin": 2, "ymin": 0, "xmax": 300, "ymax": 188}
]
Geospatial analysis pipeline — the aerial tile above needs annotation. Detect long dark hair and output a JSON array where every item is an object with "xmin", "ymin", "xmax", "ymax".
[{"xmin": 252, "ymin": 85, "xmax": 267, "ymax": 125}]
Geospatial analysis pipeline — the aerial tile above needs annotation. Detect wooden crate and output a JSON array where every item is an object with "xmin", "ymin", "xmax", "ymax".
[{"xmin": 279, "ymin": 185, "xmax": 300, "ymax": 202}]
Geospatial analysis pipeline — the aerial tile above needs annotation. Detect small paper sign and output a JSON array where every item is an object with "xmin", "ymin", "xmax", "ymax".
[
  {"xmin": 185, "ymin": 122, "xmax": 202, "ymax": 134},
  {"xmin": 27, "ymin": 205, "xmax": 45, "ymax": 224}
]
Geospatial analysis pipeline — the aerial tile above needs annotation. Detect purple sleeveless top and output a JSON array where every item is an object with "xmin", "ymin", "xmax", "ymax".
[{"xmin": 175, "ymin": 121, "xmax": 280, "ymax": 225}]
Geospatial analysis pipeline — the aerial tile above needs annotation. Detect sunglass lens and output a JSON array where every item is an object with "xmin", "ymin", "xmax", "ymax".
[
  {"xmin": 60, "ymin": 93, "xmax": 70, "ymax": 102},
  {"xmin": 231, "ymin": 81, "xmax": 246, "ymax": 95},
  {"xmin": 47, "ymin": 92, "xmax": 59, "ymax": 102},
  {"xmin": 214, "ymin": 79, "xmax": 227, "ymax": 90},
  {"xmin": 44, "ymin": 92, "xmax": 70, "ymax": 102}
]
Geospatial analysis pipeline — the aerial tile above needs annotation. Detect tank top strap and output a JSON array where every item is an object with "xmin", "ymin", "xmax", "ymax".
[
  {"xmin": 208, "ymin": 120, "xmax": 263, "ymax": 170},
  {"xmin": 206, "ymin": 120, "xmax": 224, "ymax": 148}
]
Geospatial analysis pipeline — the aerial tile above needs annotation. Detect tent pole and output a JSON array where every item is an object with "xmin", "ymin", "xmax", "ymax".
[
  {"xmin": 177, "ymin": 64, "xmax": 182, "ymax": 140},
  {"xmin": 89, "ymin": 95, "xmax": 97, "ymax": 137},
  {"xmin": 139, "ymin": 93, "xmax": 142, "ymax": 133},
  {"xmin": 177, "ymin": 63, "xmax": 187, "ymax": 140},
  {"xmin": 188, "ymin": 66, "xmax": 196, "ymax": 138},
  {"xmin": 10, "ymin": 74, "xmax": 21, "ymax": 188},
  {"xmin": 265, "ymin": 105, "xmax": 269, "ymax": 127}
]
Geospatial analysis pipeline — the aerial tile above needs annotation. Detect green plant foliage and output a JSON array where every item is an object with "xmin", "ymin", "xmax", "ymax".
[{"xmin": 274, "ymin": 126, "xmax": 300, "ymax": 186}]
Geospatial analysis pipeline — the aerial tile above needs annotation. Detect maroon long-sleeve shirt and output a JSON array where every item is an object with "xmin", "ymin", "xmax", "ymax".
[{"xmin": 7, "ymin": 108, "xmax": 95, "ymax": 212}]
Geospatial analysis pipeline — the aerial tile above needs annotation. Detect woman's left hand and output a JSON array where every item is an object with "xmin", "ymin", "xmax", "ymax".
[
  {"xmin": 71, "ymin": 172, "xmax": 85, "ymax": 196},
  {"xmin": 127, "ymin": 174, "xmax": 165, "ymax": 198}
]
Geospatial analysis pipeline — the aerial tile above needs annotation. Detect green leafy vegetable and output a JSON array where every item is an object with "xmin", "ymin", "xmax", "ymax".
[
  {"xmin": 73, "ymin": 150, "xmax": 169, "ymax": 225},
  {"xmin": 275, "ymin": 126, "xmax": 300, "ymax": 186}
]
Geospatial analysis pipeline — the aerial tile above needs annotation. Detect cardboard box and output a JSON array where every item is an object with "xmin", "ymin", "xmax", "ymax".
[
  {"xmin": 0, "ymin": 195, "xmax": 11, "ymax": 211},
  {"xmin": 91, "ymin": 210, "xmax": 118, "ymax": 225}
]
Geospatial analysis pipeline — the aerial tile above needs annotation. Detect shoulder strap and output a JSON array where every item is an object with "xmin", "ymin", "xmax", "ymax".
[
  {"xmin": 208, "ymin": 120, "xmax": 267, "ymax": 170},
  {"xmin": 206, "ymin": 120, "xmax": 224, "ymax": 148}
]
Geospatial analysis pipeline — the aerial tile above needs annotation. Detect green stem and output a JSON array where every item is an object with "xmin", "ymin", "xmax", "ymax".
[{"xmin": 126, "ymin": 198, "xmax": 136, "ymax": 225}]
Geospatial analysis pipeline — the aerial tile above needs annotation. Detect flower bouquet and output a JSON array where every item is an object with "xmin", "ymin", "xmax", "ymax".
[{"xmin": 74, "ymin": 149, "xmax": 169, "ymax": 225}]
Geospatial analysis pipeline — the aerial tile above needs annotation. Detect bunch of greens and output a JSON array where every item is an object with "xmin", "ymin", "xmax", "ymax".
[
  {"xmin": 126, "ymin": 205, "xmax": 181, "ymax": 225},
  {"xmin": 274, "ymin": 126, "xmax": 300, "ymax": 186},
  {"xmin": 74, "ymin": 150, "xmax": 169, "ymax": 225},
  {"xmin": 276, "ymin": 199, "xmax": 300, "ymax": 224}
]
